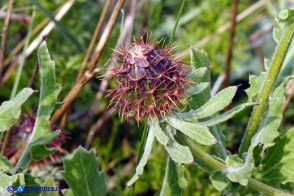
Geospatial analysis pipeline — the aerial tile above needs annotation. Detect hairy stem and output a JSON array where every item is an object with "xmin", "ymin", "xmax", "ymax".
[
  {"xmin": 177, "ymin": 134, "xmax": 292, "ymax": 196},
  {"xmin": 239, "ymin": 20, "xmax": 294, "ymax": 155}
]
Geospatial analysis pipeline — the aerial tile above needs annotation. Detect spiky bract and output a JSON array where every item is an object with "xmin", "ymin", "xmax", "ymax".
[{"xmin": 106, "ymin": 37, "xmax": 191, "ymax": 121}]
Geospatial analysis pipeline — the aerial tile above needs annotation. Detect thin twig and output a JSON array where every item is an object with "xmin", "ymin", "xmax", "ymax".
[
  {"xmin": 0, "ymin": 60, "xmax": 18, "ymax": 86},
  {"xmin": 84, "ymin": 107, "xmax": 116, "ymax": 149},
  {"xmin": 76, "ymin": 0, "xmax": 112, "ymax": 81},
  {"xmin": 61, "ymin": 0, "xmax": 115, "ymax": 125},
  {"xmin": 83, "ymin": 0, "xmax": 137, "ymax": 147},
  {"xmin": 282, "ymin": 78, "xmax": 294, "ymax": 113},
  {"xmin": 90, "ymin": 0, "xmax": 126, "ymax": 71},
  {"xmin": 138, "ymin": 0, "xmax": 151, "ymax": 35},
  {"xmin": 0, "ymin": 0, "xmax": 74, "ymax": 86},
  {"xmin": 50, "ymin": 69, "xmax": 99, "ymax": 123},
  {"xmin": 282, "ymin": 95, "xmax": 292, "ymax": 113},
  {"xmin": 1, "ymin": 128, "xmax": 11, "ymax": 155},
  {"xmin": 28, "ymin": 62, "xmax": 39, "ymax": 88},
  {"xmin": 88, "ymin": 0, "xmax": 137, "ymax": 123},
  {"xmin": 178, "ymin": 0, "xmax": 266, "ymax": 57},
  {"xmin": 0, "ymin": 0, "xmax": 13, "ymax": 77},
  {"xmin": 3, "ymin": 4, "xmax": 63, "ymax": 67},
  {"xmin": 0, "ymin": 12, "xmax": 30, "ymax": 23},
  {"xmin": 224, "ymin": 0, "xmax": 238, "ymax": 88},
  {"xmin": 211, "ymin": 74, "xmax": 225, "ymax": 96},
  {"xmin": 50, "ymin": 0, "xmax": 126, "ymax": 123}
]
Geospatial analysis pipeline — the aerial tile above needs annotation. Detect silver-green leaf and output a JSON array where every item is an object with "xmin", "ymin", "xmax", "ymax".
[
  {"xmin": 210, "ymin": 171, "xmax": 229, "ymax": 192},
  {"xmin": 160, "ymin": 157, "xmax": 186, "ymax": 196},
  {"xmin": 245, "ymin": 72, "xmax": 267, "ymax": 101},
  {"xmin": 127, "ymin": 123, "xmax": 155, "ymax": 187},
  {"xmin": 276, "ymin": 7, "xmax": 294, "ymax": 23},
  {"xmin": 0, "ymin": 173, "xmax": 24, "ymax": 196},
  {"xmin": 190, "ymin": 48, "xmax": 209, "ymax": 70},
  {"xmin": 259, "ymin": 128, "xmax": 294, "ymax": 186},
  {"xmin": 187, "ymin": 67, "xmax": 208, "ymax": 83},
  {"xmin": 0, "ymin": 88, "xmax": 33, "ymax": 132},
  {"xmin": 177, "ymin": 86, "xmax": 237, "ymax": 121},
  {"xmin": 40, "ymin": 176, "xmax": 58, "ymax": 196},
  {"xmin": 165, "ymin": 139, "xmax": 193, "ymax": 164},
  {"xmin": 187, "ymin": 82, "xmax": 210, "ymax": 96},
  {"xmin": 152, "ymin": 119, "xmax": 193, "ymax": 164},
  {"xmin": 14, "ymin": 41, "xmax": 62, "ymax": 173},
  {"xmin": 166, "ymin": 117, "xmax": 216, "ymax": 145},
  {"xmin": 225, "ymin": 155, "xmax": 254, "ymax": 186},
  {"xmin": 61, "ymin": 147, "xmax": 107, "ymax": 196},
  {"xmin": 198, "ymin": 102, "xmax": 255, "ymax": 127},
  {"xmin": 0, "ymin": 155, "xmax": 13, "ymax": 173},
  {"xmin": 250, "ymin": 85, "xmax": 285, "ymax": 152}
]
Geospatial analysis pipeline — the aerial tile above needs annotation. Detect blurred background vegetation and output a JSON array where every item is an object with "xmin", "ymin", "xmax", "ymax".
[{"xmin": 0, "ymin": 0, "xmax": 294, "ymax": 195}]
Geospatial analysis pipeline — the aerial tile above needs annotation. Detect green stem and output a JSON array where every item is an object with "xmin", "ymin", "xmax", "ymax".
[
  {"xmin": 129, "ymin": 123, "xmax": 149, "ymax": 196},
  {"xmin": 10, "ymin": 11, "xmax": 35, "ymax": 99},
  {"xmin": 168, "ymin": 0, "xmax": 186, "ymax": 46},
  {"xmin": 176, "ymin": 134, "xmax": 292, "ymax": 196},
  {"xmin": 239, "ymin": 20, "xmax": 294, "ymax": 155}
]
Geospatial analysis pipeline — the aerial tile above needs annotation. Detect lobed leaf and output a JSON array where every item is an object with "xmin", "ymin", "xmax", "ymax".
[
  {"xmin": 225, "ymin": 155, "xmax": 254, "ymax": 186},
  {"xmin": 0, "ymin": 173, "xmax": 22, "ymax": 196},
  {"xmin": 14, "ymin": 174, "xmax": 42, "ymax": 196},
  {"xmin": 276, "ymin": 7, "xmax": 294, "ymax": 23},
  {"xmin": 165, "ymin": 117, "xmax": 216, "ymax": 145},
  {"xmin": 245, "ymin": 72, "xmax": 267, "ymax": 101},
  {"xmin": 0, "ymin": 88, "xmax": 33, "ymax": 132},
  {"xmin": 61, "ymin": 147, "xmax": 107, "ymax": 196},
  {"xmin": 14, "ymin": 41, "xmax": 62, "ymax": 173},
  {"xmin": 250, "ymin": 85, "xmax": 285, "ymax": 152},
  {"xmin": 226, "ymin": 85, "xmax": 285, "ymax": 187},
  {"xmin": 259, "ymin": 128, "xmax": 294, "ymax": 186}
]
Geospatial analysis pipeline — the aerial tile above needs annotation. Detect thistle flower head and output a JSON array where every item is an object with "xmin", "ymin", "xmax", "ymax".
[{"xmin": 106, "ymin": 37, "xmax": 191, "ymax": 121}]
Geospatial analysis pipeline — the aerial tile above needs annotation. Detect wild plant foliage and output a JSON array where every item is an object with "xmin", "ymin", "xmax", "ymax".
[{"xmin": 0, "ymin": 3, "xmax": 294, "ymax": 196}]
